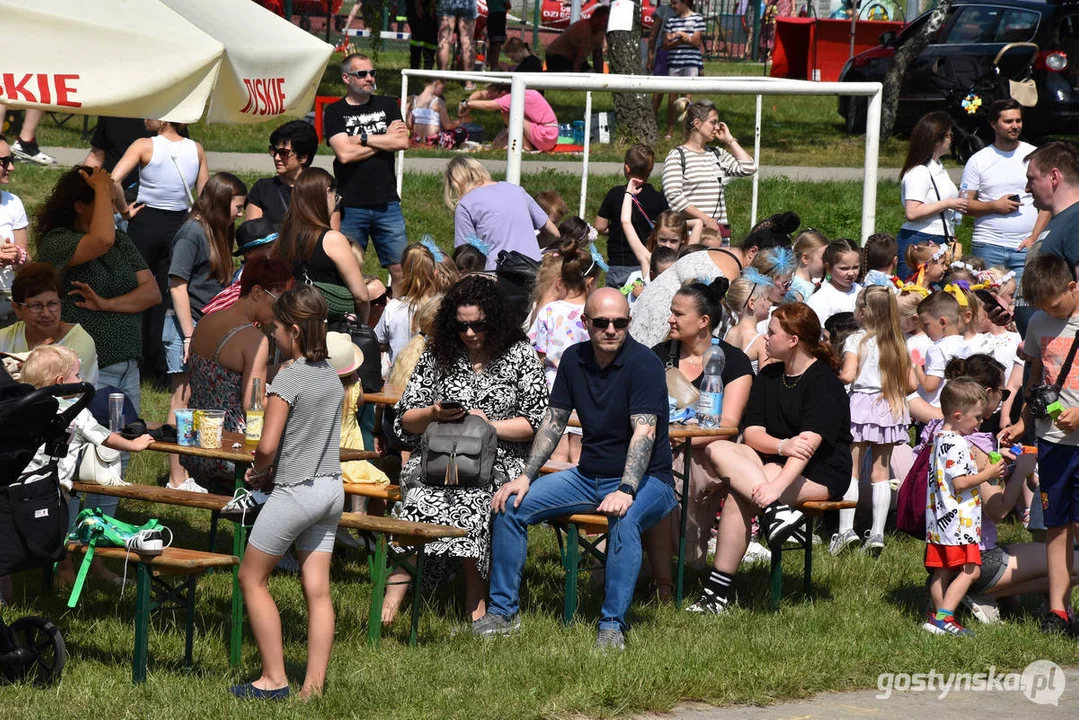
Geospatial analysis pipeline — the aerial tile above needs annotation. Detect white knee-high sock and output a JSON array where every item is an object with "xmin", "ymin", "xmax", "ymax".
[
  {"xmin": 871, "ymin": 481, "xmax": 891, "ymax": 537},
  {"xmin": 838, "ymin": 477, "xmax": 858, "ymax": 534}
]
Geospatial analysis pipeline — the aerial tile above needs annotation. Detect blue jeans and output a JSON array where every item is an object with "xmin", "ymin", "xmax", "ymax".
[
  {"xmin": 488, "ymin": 468, "xmax": 677, "ymax": 632},
  {"xmin": 605, "ymin": 265, "xmax": 639, "ymax": 289},
  {"xmin": 340, "ymin": 203, "xmax": 408, "ymax": 267},
  {"xmin": 971, "ymin": 242, "xmax": 1027, "ymax": 288},
  {"xmin": 896, "ymin": 228, "xmax": 948, "ymax": 280}
]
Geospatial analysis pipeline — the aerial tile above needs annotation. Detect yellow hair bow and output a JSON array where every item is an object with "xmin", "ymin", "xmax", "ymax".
[{"xmin": 897, "ymin": 283, "xmax": 930, "ymax": 297}]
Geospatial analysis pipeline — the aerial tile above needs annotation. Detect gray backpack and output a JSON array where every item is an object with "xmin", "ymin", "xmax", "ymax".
[{"xmin": 420, "ymin": 414, "xmax": 498, "ymax": 488}]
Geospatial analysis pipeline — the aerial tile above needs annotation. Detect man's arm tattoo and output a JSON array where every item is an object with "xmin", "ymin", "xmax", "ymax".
[
  {"xmin": 621, "ymin": 413, "xmax": 657, "ymax": 493},
  {"xmin": 522, "ymin": 407, "xmax": 571, "ymax": 480}
]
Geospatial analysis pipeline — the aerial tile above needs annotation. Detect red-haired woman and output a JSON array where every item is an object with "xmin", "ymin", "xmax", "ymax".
[{"xmin": 688, "ymin": 302, "xmax": 853, "ymax": 614}]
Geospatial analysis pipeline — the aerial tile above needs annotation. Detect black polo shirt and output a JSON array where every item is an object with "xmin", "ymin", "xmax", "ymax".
[{"xmin": 550, "ymin": 336, "xmax": 673, "ymax": 485}]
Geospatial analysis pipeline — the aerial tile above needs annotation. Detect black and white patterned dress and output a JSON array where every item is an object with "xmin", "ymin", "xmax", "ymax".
[{"xmin": 393, "ymin": 339, "xmax": 548, "ymax": 579}]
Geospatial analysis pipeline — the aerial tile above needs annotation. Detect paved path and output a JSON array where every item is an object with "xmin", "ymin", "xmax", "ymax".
[
  {"xmin": 44, "ymin": 145, "xmax": 945, "ymax": 183},
  {"xmin": 637, "ymin": 664, "xmax": 1078, "ymax": 720}
]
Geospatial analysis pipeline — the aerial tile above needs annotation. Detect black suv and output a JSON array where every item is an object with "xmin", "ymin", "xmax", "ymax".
[{"xmin": 839, "ymin": 0, "xmax": 1079, "ymax": 134}]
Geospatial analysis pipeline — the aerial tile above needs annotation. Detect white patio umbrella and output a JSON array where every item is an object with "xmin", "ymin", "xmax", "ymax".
[
  {"xmin": 0, "ymin": 0, "xmax": 225, "ymax": 123},
  {"xmin": 1, "ymin": 0, "xmax": 333, "ymax": 124},
  {"xmin": 160, "ymin": 0, "xmax": 335, "ymax": 124}
]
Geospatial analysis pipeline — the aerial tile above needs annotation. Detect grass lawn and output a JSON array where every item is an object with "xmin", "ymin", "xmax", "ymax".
[
  {"xmin": 7, "ymin": 163, "xmax": 975, "ymax": 284},
  {"xmin": 29, "ymin": 44, "xmax": 914, "ymax": 168},
  {"xmin": 0, "ymin": 166, "xmax": 1067, "ymax": 718},
  {"xmin": 1, "ymin": 380, "xmax": 1077, "ymax": 718}
]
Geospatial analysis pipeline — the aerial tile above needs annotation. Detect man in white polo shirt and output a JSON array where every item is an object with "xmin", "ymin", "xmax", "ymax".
[{"xmin": 961, "ymin": 99, "xmax": 1050, "ymax": 288}]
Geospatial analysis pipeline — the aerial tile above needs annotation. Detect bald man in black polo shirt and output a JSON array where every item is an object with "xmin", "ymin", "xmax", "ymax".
[{"xmin": 473, "ymin": 288, "xmax": 677, "ymax": 650}]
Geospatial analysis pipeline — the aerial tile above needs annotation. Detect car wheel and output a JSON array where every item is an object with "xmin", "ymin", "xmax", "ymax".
[{"xmin": 845, "ymin": 95, "xmax": 867, "ymax": 134}]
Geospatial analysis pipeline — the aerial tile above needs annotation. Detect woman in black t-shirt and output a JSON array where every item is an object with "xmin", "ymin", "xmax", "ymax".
[
  {"xmin": 688, "ymin": 302, "xmax": 852, "ymax": 614},
  {"xmin": 647, "ymin": 280, "xmax": 753, "ymax": 600}
]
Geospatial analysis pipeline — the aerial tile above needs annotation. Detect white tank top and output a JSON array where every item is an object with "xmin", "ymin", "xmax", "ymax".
[{"xmin": 136, "ymin": 135, "xmax": 199, "ymax": 211}]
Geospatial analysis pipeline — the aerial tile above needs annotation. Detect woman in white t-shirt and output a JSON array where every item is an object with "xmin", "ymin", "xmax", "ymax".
[
  {"xmin": 0, "ymin": 134, "xmax": 30, "ymax": 323},
  {"xmin": 897, "ymin": 112, "xmax": 967, "ymax": 279}
]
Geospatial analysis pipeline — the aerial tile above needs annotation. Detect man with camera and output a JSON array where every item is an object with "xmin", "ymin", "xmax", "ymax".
[
  {"xmin": 1003, "ymin": 252, "xmax": 1079, "ymax": 636},
  {"xmin": 472, "ymin": 288, "xmax": 677, "ymax": 650}
]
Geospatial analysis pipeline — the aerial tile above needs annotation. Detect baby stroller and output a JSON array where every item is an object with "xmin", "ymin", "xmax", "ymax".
[
  {"xmin": 0, "ymin": 367, "xmax": 94, "ymax": 686},
  {"xmin": 928, "ymin": 42, "xmax": 1040, "ymax": 163}
]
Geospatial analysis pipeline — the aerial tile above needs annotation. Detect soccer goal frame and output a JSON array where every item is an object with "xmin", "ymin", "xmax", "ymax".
[{"xmin": 398, "ymin": 69, "xmax": 883, "ymax": 241}]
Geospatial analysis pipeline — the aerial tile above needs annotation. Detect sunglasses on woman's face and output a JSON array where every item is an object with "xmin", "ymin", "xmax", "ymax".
[
  {"xmin": 589, "ymin": 316, "xmax": 630, "ymax": 330},
  {"xmin": 0, "ymin": 155, "xmax": 12, "ymax": 170},
  {"xmin": 455, "ymin": 320, "xmax": 489, "ymax": 333},
  {"xmin": 268, "ymin": 145, "xmax": 293, "ymax": 160},
  {"xmin": 986, "ymin": 387, "xmax": 1012, "ymax": 402}
]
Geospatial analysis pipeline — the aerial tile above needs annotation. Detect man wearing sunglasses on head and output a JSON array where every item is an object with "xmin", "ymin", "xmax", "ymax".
[
  {"xmin": 476, "ymin": 288, "xmax": 677, "ymax": 650},
  {"xmin": 324, "ymin": 53, "xmax": 411, "ymax": 289}
]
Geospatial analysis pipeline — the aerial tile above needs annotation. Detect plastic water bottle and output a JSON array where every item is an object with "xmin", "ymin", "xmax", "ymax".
[
  {"xmin": 951, "ymin": 181, "xmax": 968, "ymax": 230},
  {"xmin": 697, "ymin": 338, "xmax": 726, "ymax": 428}
]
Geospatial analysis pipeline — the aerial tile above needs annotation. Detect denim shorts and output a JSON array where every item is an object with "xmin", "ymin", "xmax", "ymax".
[
  {"xmin": 438, "ymin": 0, "xmax": 477, "ymax": 19},
  {"xmin": 668, "ymin": 65, "xmax": 701, "ymax": 77},
  {"xmin": 969, "ymin": 545, "xmax": 1011, "ymax": 593},
  {"xmin": 340, "ymin": 203, "xmax": 408, "ymax": 267},
  {"xmin": 162, "ymin": 310, "xmax": 192, "ymax": 375}
]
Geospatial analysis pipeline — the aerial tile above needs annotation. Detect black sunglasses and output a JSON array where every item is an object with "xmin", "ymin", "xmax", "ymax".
[
  {"xmin": 589, "ymin": 316, "xmax": 630, "ymax": 330},
  {"xmin": 268, "ymin": 145, "xmax": 293, "ymax": 159},
  {"xmin": 987, "ymin": 387, "xmax": 1012, "ymax": 402},
  {"xmin": 0, "ymin": 155, "xmax": 12, "ymax": 170},
  {"xmin": 455, "ymin": 320, "xmax": 489, "ymax": 333},
  {"xmin": 345, "ymin": 69, "xmax": 376, "ymax": 79}
]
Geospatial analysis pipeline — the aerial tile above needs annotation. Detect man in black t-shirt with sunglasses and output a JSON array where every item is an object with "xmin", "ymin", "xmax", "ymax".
[{"xmin": 324, "ymin": 53, "xmax": 410, "ymax": 288}]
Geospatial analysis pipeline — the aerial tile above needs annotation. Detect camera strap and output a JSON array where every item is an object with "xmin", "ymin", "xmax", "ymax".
[{"xmin": 1052, "ymin": 331, "xmax": 1079, "ymax": 392}]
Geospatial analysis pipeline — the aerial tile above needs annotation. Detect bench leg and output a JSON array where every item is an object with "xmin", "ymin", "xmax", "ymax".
[
  {"xmin": 770, "ymin": 544, "xmax": 782, "ymax": 612},
  {"xmin": 230, "ymin": 521, "xmax": 246, "ymax": 669},
  {"xmin": 803, "ymin": 516, "xmax": 814, "ymax": 600},
  {"xmin": 408, "ymin": 546, "xmax": 426, "ymax": 648},
  {"xmin": 208, "ymin": 511, "xmax": 220, "ymax": 554},
  {"xmin": 367, "ymin": 534, "xmax": 388, "ymax": 648},
  {"xmin": 675, "ymin": 448, "xmax": 691, "ymax": 610},
  {"xmin": 563, "ymin": 523, "xmax": 580, "ymax": 626},
  {"xmin": 133, "ymin": 562, "xmax": 151, "ymax": 684},
  {"xmin": 184, "ymin": 576, "xmax": 197, "ymax": 669}
]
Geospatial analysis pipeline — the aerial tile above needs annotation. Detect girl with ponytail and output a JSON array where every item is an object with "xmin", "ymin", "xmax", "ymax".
[{"xmin": 526, "ymin": 235, "xmax": 600, "ymax": 462}]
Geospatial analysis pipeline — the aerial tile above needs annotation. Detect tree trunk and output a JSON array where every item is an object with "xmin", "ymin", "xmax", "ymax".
[
  {"xmin": 606, "ymin": 1, "xmax": 659, "ymax": 145},
  {"xmin": 880, "ymin": 0, "xmax": 952, "ymax": 138}
]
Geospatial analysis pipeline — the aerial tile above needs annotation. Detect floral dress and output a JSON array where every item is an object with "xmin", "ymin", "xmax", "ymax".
[
  {"xmin": 180, "ymin": 324, "xmax": 251, "ymax": 482},
  {"xmin": 393, "ymin": 340, "xmax": 549, "ymax": 580}
]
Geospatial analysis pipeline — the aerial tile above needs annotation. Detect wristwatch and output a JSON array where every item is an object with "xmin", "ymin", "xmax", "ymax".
[
  {"xmin": 360, "ymin": 132, "xmax": 369, "ymax": 147},
  {"xmin": 618, "ymin": 483, "xmax": 638, "ymax": 498}
]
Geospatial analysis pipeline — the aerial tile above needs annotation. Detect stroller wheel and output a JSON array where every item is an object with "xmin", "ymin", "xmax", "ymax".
[{"xmin": 9, "ymin": 616, "xmax": 65, "ymax": 686}]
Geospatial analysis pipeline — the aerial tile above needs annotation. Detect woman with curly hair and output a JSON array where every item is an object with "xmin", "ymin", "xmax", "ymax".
[{"xmin": 382, "ymin": 274, "xmax": 549, "ymax": 626}]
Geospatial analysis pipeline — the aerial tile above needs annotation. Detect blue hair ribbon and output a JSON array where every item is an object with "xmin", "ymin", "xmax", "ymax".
[
  {"xmin": 741, "ymin": 266, "xmax": 776, "ymax": 287},
  {"xmin": 420, "ymin": 234, "xmax": 446, "ymax": 263},
  {"xmin": 464, "ymin": 235, "xmax": 492, "ymax": 256},
  {"xmin": 769, "ymin": 246, "xmax": 796, "ymax": 276},
  {"xmin": 587, "ymin": 242, "xmax": 609, "ymax": 273}
]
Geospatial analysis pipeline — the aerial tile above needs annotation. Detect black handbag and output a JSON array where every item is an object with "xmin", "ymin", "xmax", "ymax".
[
  {"xmin": 419, "ymin": 414, "xmax": 498, "ymax": 488},
  {"xmin": 495, "ymin": 250, "xmax": 541, "ymax": 292},
  {"xmin": 328, "ymin": 318, "xmax": 384, "ymax": 393}
]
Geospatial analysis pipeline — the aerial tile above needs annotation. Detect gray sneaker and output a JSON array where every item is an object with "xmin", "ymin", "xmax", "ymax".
[
  {"xmin": 471, "ymin": 612, "xmax": 521, "ymax": 637},
  {"xmin": 828, "ymin": 529, "xmax": 859, "ymax": 556},
  {"xmin": 595, "ymin": 628, "xmax": 625, "ymax": 651},
  {"xmin": 861, "ymin": 531, "xmax": 885, "ymax": 556},
  {"xmin": 962, "ymin": 593, "xmax": 1002, "ymax": 624}
]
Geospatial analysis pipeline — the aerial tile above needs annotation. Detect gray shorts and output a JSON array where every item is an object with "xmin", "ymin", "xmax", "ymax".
[
  {"xmin": 969, "ymin": 545, "xmax": 1011, "ymax": 594},
  {"xmin": 248, "ymin": 476, "xmax": 344, "ymax": 557}
]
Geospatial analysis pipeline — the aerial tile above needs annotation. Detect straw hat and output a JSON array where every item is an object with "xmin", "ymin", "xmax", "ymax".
[{"xmin": 326, "ymin": 331, "xmax": 364, "ymax": 376}]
